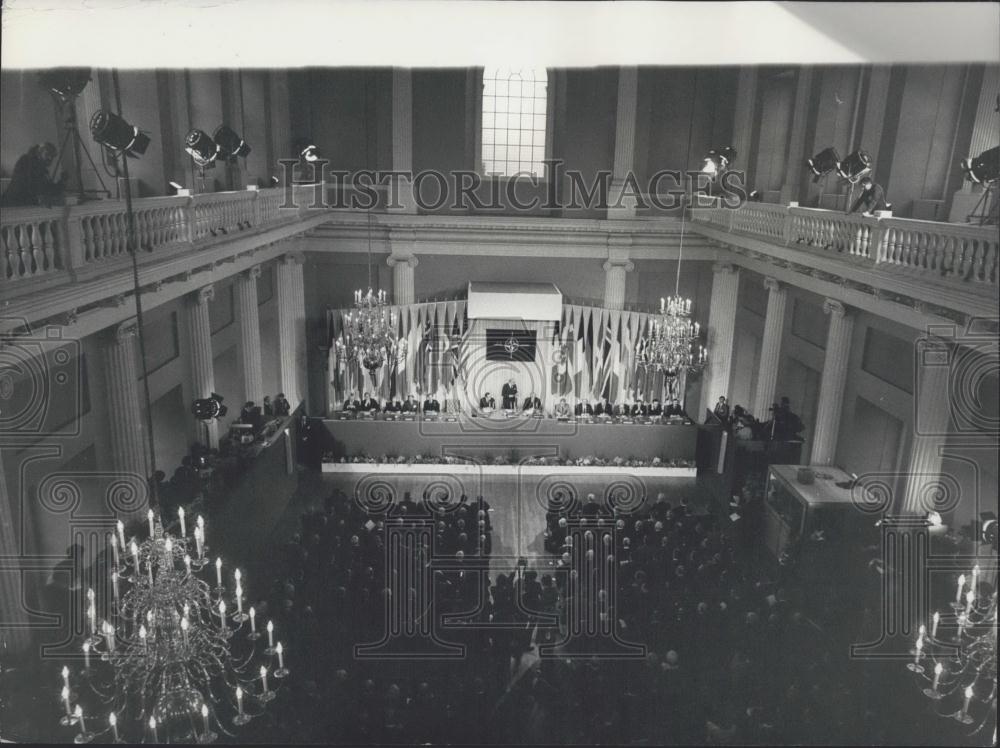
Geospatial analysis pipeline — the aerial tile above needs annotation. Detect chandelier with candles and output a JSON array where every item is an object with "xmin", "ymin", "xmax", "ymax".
[
  {"xmin": 906, "ymin": 564, "xmax": 997, "ymax": 740},
  {"xmin": 58, "ymin": 508, "xmax": 289, "ymax": 744},
  {"xmin": 337, "ymin": 287, "xmax": 402, "ymax": 372}
]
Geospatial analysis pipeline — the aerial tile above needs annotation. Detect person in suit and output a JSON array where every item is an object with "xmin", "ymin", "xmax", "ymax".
[
  {"xmin": 274, "ymin": 393, "xmax": 291, "ymax": 416},
  {"xmin": 1, "ymin": 142, "xmax": 66, "ymax": 207},
  {"xmin": 343, "ymin": 391, "xmax": 360, "ymax": 412},
  {"xmin": 593, "ymin": 399, "xmax": 605, "ymax": 417},
  {"xmin": 423, "ymin": 395, "xmax": 440, "ymax": 413},
  {"xmin": 638, "ymin": 400, "xmax": 650, "ymax": 417},
  {"xmin": 383, "ymin": 399, "xmax": 401, "ymax": 413},
  {"xmin": 649, "ymin": 399, "xmax": 663, "ymax": 417},
  {"xmin": 554, "ymin": 398, "xmax": 571, "ymax": 418},
  {"xmin": 402, "ymin": 395, "xmax": 419, "ymax": 413},
  {"xmin": 522, "ymin": 392, "xmax": 543, "ymax": 412},
  {"xmin": 479, "ymin": 392, "xmax": 496, "ymax": 411},
  {"xmin": 847, "ymin": 176, "xmax": 888, "ymax": 216},
  {"xmin": 713, "ymin": 396, "xmax": 731, "ymax": 422},
  {"xmin": 501, "ymin": 379, "xmax": 518, "ymax": 410},
  {"xmin": 574, "ymin": 399, "xmax": 593, "ymax": 417},
  {"xmin": 361, "ymin": 392, "xmax": 379, "ymax": 412},
  {"xmin": 262, "ymin": 396, "xmax": 274, "ymax": 417}
]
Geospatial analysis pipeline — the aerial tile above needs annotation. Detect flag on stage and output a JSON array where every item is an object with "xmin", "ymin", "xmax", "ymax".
[{"xmin": 574, "ymin": 307, "xmax": 590, "ymax": 401}]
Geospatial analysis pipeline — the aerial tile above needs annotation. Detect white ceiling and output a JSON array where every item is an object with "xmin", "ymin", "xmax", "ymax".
[{"xmin": 1, "ymin": 1, "xmax": 998, "ymax": 68}]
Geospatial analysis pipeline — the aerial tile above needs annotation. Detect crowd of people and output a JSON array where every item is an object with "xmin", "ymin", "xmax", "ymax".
[
  {"xmin": 246, "ymin": 475, "xmax": 889, "ymax": 745},
  {"xmin": 712, "ymin": 395, "xmax": 804, "ymax": 441}
]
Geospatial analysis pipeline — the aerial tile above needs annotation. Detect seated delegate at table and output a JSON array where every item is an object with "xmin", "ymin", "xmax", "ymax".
[
  {"xmin": 402, "ymin": 395, "xmax": 420, "ymax": 413},
  {"xmin": 423, "ymin": 395, "xmax": 440, "ymax": 413},
  {"xmin": 384, "ymin": 399, "xmax": 402, "ymax": 413},
  {"xmin": 554, "ymin": 398, "xmax": 571, "ymax": 418},
  {"xmin": 342, "ymin": 392, "xmax": 361, "ymax": 412},
  {"xmin": 479, "ymin": 392, "xmax": 496, "ymax": 411},
  {"xmin": 649, "ymin": 399, "xmax": 663, "ymax": 417},
  {"xmin": 522, "ymin": 393, "xmax": 543, "ymax": 412},
  {"xmin": 361, "ymin": 392, "xmax": 380, "ymax": 412},
  {"xmin": 574, "ymin": 399, "xmax": 593, "ymax": 417}
]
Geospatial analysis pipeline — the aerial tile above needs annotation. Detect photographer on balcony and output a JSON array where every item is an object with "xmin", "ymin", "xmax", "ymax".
[
  {"xmin": 846, "ymin": 176, "xmax": 888, "ymax": 217},
  {"xmin": 1, "ymin": 142, "xmax": 67, "ymax": 207}
]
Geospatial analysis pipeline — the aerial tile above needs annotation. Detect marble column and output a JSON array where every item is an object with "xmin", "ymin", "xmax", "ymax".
[
  {"xmin": 0, "ymin": 455, "xmax": 30, "ymax": 652},
  {"xmin": 730, "ymin": 68, "xmax": 759, "ymax": 183},
  {"xmin": 186, "ymin": 284, "xmax": 219, "ymax": 449},
  {"xmin": 102, "ymin": 319, "xmax": 150, "ymax": 481},
  {"xmin": 387, "ymin": 254, "xmax": 418, "ymax": 306},
  {"xmin": 753, "ymin": 277, "xmax": 787, "ymax": 416},
  {"xmin": 901, "ymin": 338, "xmax": 952, "ymax": 514},
  {"xmin": 700, "ymin": 262, "xmax": 740, "ymax": 416},
  {"xmin": 277, "ymin": 253, "xmax": 307, "ymax": 406},
  {"xmin": 779, "ymin": 67, "xmax": 815, "ymax": 205},
  {"xmin": 390, "ymin": 68, "xmax": 417, "ymax": 214},
  {"xmin": 810, "ymin": 299, "xmax": 855, "ymax": 466},
  {"xmin": 602, "ymin": 259, "xmax": 634, "ymax": 310},
  {"xmin": 608, "ymin": 67, "xmax": 639, "ymax": 219},
  {"xmin": 235, "ymin": 266, "xmax": 264, "ymax": 405}
]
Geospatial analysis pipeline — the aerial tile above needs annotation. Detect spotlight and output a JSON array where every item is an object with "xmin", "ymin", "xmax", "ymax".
[
  {"xmin": 213, "ymin": 125, "xmax": 251, "ymax": 160},
  {"xmin": 702, "ymin": 146, "xmax": 736, "ymax": 175},
  {"xmin": 960, "ymin": 146, "xmax": 1000, "ymax": 184},
  {"xmin": 90, "ymin": 110, "xmax": 151, "ymax": 157},
  {"xmin": 836, "ymin": 149, "xmax": 872, "ymax": 183},
  {"xmin": 185, "ymin": 129, "xmax": 219, "ymax": 167},
  {"xmin": 191, "ymin": 392, "xmax": 227, "ymax": 421},
  {"xmin": 806, "ymin": 147, "xmax": 841, "ymax": 177},
  {"xmin": 38, "ymin": 68, "xmax": 92, "ymax": 100}
]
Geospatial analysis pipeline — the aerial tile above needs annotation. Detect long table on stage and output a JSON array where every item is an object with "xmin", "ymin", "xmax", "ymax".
[{"xmin": 320, "ymin": 412, "xmax": 698, "ymax": 463}]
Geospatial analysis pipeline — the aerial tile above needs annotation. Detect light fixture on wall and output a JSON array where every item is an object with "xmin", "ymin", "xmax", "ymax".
[
  {"xmin": 213, "ymin": 125, "xmax": 251, "ymax": 160},
  {"xmin": 91, "ymin": 110, "xmax": 151, "ymax": 158},
  {"xmin": 836, "ymin": 149, "xmax": 873, "ymax": 183},
  {"xmin": 184, "ymin": 129, "xmax": 219, "ymax": 167},
  {"xmin": 806, "ymin": 146, "xmax": 841, "ymax": 181}
]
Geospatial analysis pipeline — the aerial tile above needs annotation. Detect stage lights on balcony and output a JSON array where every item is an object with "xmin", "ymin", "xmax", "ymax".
[
  {"xmin": 213, "ymin": 125, "xmax": 251, "ymax": 160},
  {"xmin": 836, "ymin": 149, "xmax": 873, "ymax": 183},
  {"xmin": 191, "ymin": 393, "xmax": 228, "ymax": 421},
  {"xmin": 806, "ymin": 147, "xmax": 841, "ymax": 179},
  {"xmin": 38, "ymin": 67, "xmax": 92, "ymax": 101},
  {"xmin": 185, "ymin": 129, "xmax": 219, "ymax": 167},
  {"xmin": 90, "ymin": 110, "xmax": 151, "ymax": 158},
  {"xmin": 701, "ymin": 146, "xmax": 736, "ymax": 176},
  {"xmin": 960, "ymin": 146, "xmax": 1000, "ymax": 185}
]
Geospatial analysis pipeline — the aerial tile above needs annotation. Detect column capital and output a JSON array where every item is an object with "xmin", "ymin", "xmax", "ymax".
[
  {"xmin": 191, "ymin": 284, "xmax": 215, "ymax": 305},
  {"xmin": 763, "ymin": 276, "xmax": 783, "ymax": 293},
  {"xmin": 111, "ymin": 318, "xmax": 138, "ymax": 342},
  {"xmin": 281, "ymin": 251, "xmax": 306, "ymax": 266},
  {"xmin": 823, "ymin": 298, "xmax": 849, "ymax": 318},
  {"xmin": 387, "ymin": 254, "xmax": 419, "ymax": 269},
  {"xmin": 243, "ymin": 265, "xmax": 262, "ymax": 281},
  {"xmin": 712, "ymin": 261, "xmax": 738, "ymax": 275},
  {"xmin": 603, "ymin": 259, "xmax": 635, "ymax": 273}
]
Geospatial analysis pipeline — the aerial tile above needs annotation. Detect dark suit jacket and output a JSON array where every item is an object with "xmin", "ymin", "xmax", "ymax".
[
  {"xmin": 402, "ymin": 400, "xmax": 419, "ymax": 412},
  {"xmin": 479, "ymin": 397, "xmax": 496, "ymax": 409},
  {"xmin": 650, "ymin": 404, "xmax": 663, "ymax": 416},
  {"xmin": 522, "ymin": 397, "xmax": 543, "ymax": 411},
  {"xmin": 343, "ymin": 399, "xmax": 360, "ymax": 412},
  {"xmin": 574, "ymin": 403, "xmax": 593, "ymax": 416},
  {"xmin": 363, "ymin": 398, "xmax": 379, "ymax": 411}
]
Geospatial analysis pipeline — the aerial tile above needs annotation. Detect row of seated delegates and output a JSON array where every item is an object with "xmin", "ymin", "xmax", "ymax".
[
  {"xmin": 340, "ymin": 392, "xmax": 452, "ymax": 414},
  {"xmin": 570, "ymin": 396, "xmax": 688, "ymax": 419}
]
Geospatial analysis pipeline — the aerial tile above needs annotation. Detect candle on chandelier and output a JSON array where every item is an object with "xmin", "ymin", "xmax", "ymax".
[
  {"xmin": 965, "ymin": 588, "xmax": 975, "ymax": 616},
  {"xmin": 958, "ymin": 611, "xmax": 968, "ymax": 635},
  {"xmin": 178, "ymin": 506, "xmax": 186, "ymax": 537},
  {"xmin": 184, "ymin": 554, "xmax": 192, "ymax": 575},
  {"xmin": 110, "ymin": 533, "xmax": 119, "ymax": 568},
  {"xmin": 147, "ymin": 509, "xmax": 155, "ymax": 536},
  {"xmin": 235, "ymin": 582, "xmax": 244, "ymax": 616},
  {"xmin": 972, "ymin": 564, "xmax": 980, "ymax": 586},
  {"xmin": 912, "ymin": 635, "xmax": 923, "ymax": 665},
  {"xmin": 75, "ymin": 705, "xmax": 86, "ymax": 735},
  {"xmin": 201, "ymin": 704, "xmax": 210, "ymax": 736},
  {"xmin": 961, "ymin": 685, "xmax": 973, "ymax": 717},
  {"xmin": 131, "ymin": 540, "xmax": 140, "ymax": 570},
  {"xmin": 249, "ymin": 606, "xmax": 257, "ymax": 633},
  {"xmin": 109, "ymin": 712, "xmax": 119, "ymax": 742},
  {"xmin": 197, "ymin": 514, "xmax": 205, "ymax": 542},
  {"xmin": 139, "ymin": 624, "xmax": 148, "ymax": 650},
  {"xmin": 218, "ymin": 599, "xmax": 227, "ymax": 629},
  {"xmin": 183, "ymin": 602, "xmax": 190, "ymax": 620},
  {"xmin": 111, "ymin": 571, "xmax": 119, "ymax": 601},
  {"xmin": 932, "ymin": 662, "xmax": 943, "ymax": 692},
  {"xmin": 260, "ymin": 665, "xmax": 269, "ymax": 695},
  {"xmin": 234, "ymin": 568, "xmax": 242, "ymax": 588},
  {"xmin": 104, "ymin": 622, "xmax": 115, "ymax": 653},
  {"xmin": 82, "ymin": 641, "xmax": 90, "ymax": 669},
  {"xmin": 181, "ymin": 616, "xmax": 190, "ymax": 647},
  {"xmin": 116, "ymin": 520, "xmax": 126, "ymax": 550},
  {"xmin": 276, "ymin": 641, "xmax": 285, "ymax": 670},
  {"xmin": 931, "ymin": 611, "xmax": 940, "ymax": 639},
  {"xmin": 149, "ymin": 716, "xmax": 158, "ymax": 743},
  {"xmin": 267, "ymin": 620, "xmax": 274, "ymax": 648},
  {"xmin": 194, "ymin": 527, "xmax": 204, "ymax": 559},
  {"xmin": 955, "ymin": 573, "xmax": 966, "ymax": 604},
  {"xmin": 215, "ymin": 557, "xmax": 223, "ymax": 588},
  {"xmin": 61, "ymin": 665, "xmax": 70, "ymax": 690},
  {"xmin": 165, "ymin": 537, "xmax": 173, "ymax": 557},
  {"xmin": 87, "ymin": 601, "xmax": 96, "ymax": 637},
  {"xmin": 61, "ymin": 686, "xmax": 72, "ymax": 717},
  {"xmin": 236, "ymin": 686, "xmax": 245, "ymax": 715}
]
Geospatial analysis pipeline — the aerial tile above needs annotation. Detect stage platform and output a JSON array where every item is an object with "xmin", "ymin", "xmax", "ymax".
[{"xmin": 320, "ymin": 413, "xmax": 698, "ymax": 463}]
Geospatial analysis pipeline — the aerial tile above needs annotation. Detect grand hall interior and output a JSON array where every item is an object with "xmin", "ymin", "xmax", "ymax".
[{"xmin": 0, "ymin": 1, "xmax": 998, "ymax": 745}]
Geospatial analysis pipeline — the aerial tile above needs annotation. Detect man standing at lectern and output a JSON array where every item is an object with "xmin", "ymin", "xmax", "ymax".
[{"xmin": 502, "ymin": 379, "xmax": 518, "ymax": 410}]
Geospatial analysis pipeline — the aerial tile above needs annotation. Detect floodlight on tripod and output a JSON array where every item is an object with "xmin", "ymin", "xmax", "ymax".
[
  {"xmin": 959, "ymin": 146, "xmax": 999, "ymax": 225},
  {"xmin": 836, "ymin": 150, "xmax": 873, "ymax": 183},
  {"xmin": 90, "ymin": 110, "xmax": 151, "ymax": 158},
  {"xmin": 806, "ymin": 147, "xmax": 841, "ymax": 181},
  {"xmin": 213, "ymin": 125, "xmax": 251, "ymax": 160},
  {"xmin": 185, "ymin": 129, "xmax": 219, "ymax": 167}
]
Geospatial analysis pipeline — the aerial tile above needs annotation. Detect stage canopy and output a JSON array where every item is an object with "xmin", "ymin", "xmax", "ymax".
[{"xmin": 467, "ymin": 282, "xmax": 563, "ymax": 321}]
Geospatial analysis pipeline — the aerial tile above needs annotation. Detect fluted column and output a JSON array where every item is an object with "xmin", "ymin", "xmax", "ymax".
[
  {"xmin": 810, "ymin": 299, "xmax": 855, "ymax": 466},
  {"xmin": 0, "ymin": 455, "xmax": 30, "ymax": 652},
  {"xmin": 235, "ymin": 266, "xmax": 264, "ymax": 405},
  {"xmin": 901, "ymin": 338, "xmax": 952, "ymax": 514},
  {"xmin": 277, "ymin": 253, "xmax": 306, "ymax": 406},
  {"xmin": 753, "ymin": 277, "xmax": 787, "ymax": 416},
  {"xmin": 609, "ymin": 67, "xmax": 639, "ymax": 219},
  {"xmin": 387, "ymin": 254, "xmax": 418, "ymax": 306},
  {"xmin": 390, "ymin": 68, "xmax": 417, "ymax": 214},
  {"xmin": 102, "ymin": 319, "xmax": 150, "ymax": 481},
  {"xmin": 186, "ymin": 284, "xmax": 218, "ymax": 448},
  {"xmin": 779, "ymin": 67, "xmax": 815, "ymax": 204},
  {"xmin": 602, "ymin": 259, "xmax": 634, "ymax": 311},
  {"xmin": 730, "ymin": 68, "xmax": 759, "ymax": 184},
  {"xmin": 700, "ymin": 262, "xmax": 740, "ymax": 416}
]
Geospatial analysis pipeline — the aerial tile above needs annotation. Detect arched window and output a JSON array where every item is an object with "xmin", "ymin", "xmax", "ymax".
[{"xmin": 482, "ymin": 68, "xmax": 548, "ymax": 177}]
